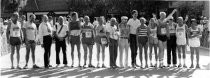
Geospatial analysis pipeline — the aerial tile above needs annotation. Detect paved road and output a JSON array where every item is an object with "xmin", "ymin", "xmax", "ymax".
[{"xmin": 1, "ymin": 44, "xmax": 210, "ymax": 78}]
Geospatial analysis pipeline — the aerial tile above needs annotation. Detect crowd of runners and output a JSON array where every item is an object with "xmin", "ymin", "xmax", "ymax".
[{"xmin": 0, "ymin": 9, "xmax": 210, "ymax": 69}]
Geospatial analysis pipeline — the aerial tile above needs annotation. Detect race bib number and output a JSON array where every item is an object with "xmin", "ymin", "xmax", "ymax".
[
  {"xmin": 161, "ymin": 28, "xmax": 166, "ymax": 34},
  {"xmin": 12, "ymin": 31, "xmax": 20, "ymax": 37},
  {"xmin": 101, "ymin": 38, "xmax": 107, "ymax": 44},
  {"xmin": 85, "ymin": 31, "xmax": 92, "ymax": 38}
]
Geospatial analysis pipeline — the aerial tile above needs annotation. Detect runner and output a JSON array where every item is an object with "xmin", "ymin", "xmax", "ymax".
[
  {"xmin": 148, "ymin": 17, "xmax": 158, "ymax": 67},
  {"xmin": 118, "ymin": 16, "xmax": 130, "ymax": 68},
  {"xmin": 54, "ymin": 16, "xmax": 68, "ymax": 67},
  {"xmin": 81, "ymin": 16, "xmax": 95, "ymax": 68},
  {"xmin": 68, "ymin": 12, "xmax": 82, "ymax": 67},
  {"xmin": 95, "ymin": 16, "xmax": 107, "ymax": 68},
  {"xmin": 166, "ymin": 17, "xmax": 177, "ymax": 67},
  {"xmin": 6, "ymin": 12, "xmax": 23, "ymax": 69},
  {"xmin": 127, "ymin": 10, "xmax": 141, "ymax": 68},
  {"xmin": 176, "ymin": 17, "xmax": 188, "ymax": 68},
  {"xmin": 38, "ymin": 15, "xmax": 53, "ymax": 68},
  {"xmin": 156, "ymin": 9, "xmax": 176, "ymax": 68},
  {"xmin": 106, "ymin": 17, "xmax": 119, "ymax": 69},
  {"xmin": 189, "ymin": 19, "xmax": 201, "ymax": 69},
  {"xmin": 23, "ymin": 14, "xmax": 40, "ymax": 69},
  {"xmin": 136, "ymin": 17, "xmax": 149, "ymax": 68}
]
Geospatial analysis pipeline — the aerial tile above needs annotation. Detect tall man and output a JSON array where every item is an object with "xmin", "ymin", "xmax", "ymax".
[
  {"xmin": 23, "ymin": 14, "xmax": 40, "ymax": 69},
  {"xmin": 54, "ymin": 16, "xmax": 68, "ymax": 67},
  {"xmin": 127, "ymin": 10, "xmax": 141, "ymax": 68},
  {"xmin": 6, "ymin": 12, "xmax": 23, "ymax": 69},
  {"xmin": 39, "ymin": 15, "xmax": 53, "ymax": 68}
]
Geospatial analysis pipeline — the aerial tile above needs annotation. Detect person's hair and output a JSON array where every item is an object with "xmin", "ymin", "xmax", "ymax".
[
  {"xmin": 110, "ymin": 17, "xmax": 117, "ymax": 22},
  {"xmin": 140, "ymin": 17, "xmax": 146, "ymax": 23},
  {"xmin": 30, "ymin": 14, "xmax": 35, "ymax": 18},
  {"xmin": 71, "ymin": 12, "xmax": 78, "ymax": 17},
  {"xmin": 121, "ymin": 16, "xmax": 128, "ymax": 20},
  {"xmin": 177, "ymin": 17, "xmax": 183, "ymax": 21},
  {"xmin": 159, "ymin": 12, "xmax": 166, "ymax": 16},
  {"xmin": 131, "ymin": 10, "xmax": 138, "ymax": 15},
  {"xmin": 12, "ymin": 12, "xmax": 19, "ymax": 18}
]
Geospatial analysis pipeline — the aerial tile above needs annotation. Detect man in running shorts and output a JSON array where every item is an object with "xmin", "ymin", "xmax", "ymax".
[
  {"xmin": 6, "ymin": 12, "xmax": 23, "ymax": 69},
  {"xmin": 81, "ymin": 16, "xmax": 95, "ymax": 68}
]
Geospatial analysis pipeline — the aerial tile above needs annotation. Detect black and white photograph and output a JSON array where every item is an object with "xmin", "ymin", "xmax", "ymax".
[{"xmin": 0, "ymin": 0, "xmax": 210, "ymax": 78}]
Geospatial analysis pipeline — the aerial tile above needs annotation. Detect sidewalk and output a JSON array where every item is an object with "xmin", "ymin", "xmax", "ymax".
[{"xmin": 1, "ymin": 44, "xmax": 210, "ymax": 78}]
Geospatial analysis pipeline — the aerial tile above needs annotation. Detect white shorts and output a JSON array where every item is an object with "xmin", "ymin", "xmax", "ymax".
[
  {"xmin": 177, "ymin": 38, "xmax": 186, "ymax": 45},
  {"xmin": 189, "ymin": 38, "xmax": 200, "ymax": 47}
]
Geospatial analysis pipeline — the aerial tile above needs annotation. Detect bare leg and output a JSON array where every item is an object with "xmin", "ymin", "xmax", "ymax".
[
  {"xmin": 182, "ymin": 45, "xmax": 186, "ymax": 67},
  {"xmin": 83, "ymin": 44, "xmax": 88, "ymax": 67},
  {"xmin": 16, "ymin": 45, "xmax": 21, "ymax": 67},
  {"xmin": 25, "ymin": 44, "xmax": 30, "ymax": 66},
  {"xmin": 190, "ymin": 47, "xmax": 194, "ymax": 68},
  {"xmin": 149, "ymin": 44, "xmax": 153, "ymax": 66},
  {"xmin": 76, "ymin": 43, "xmax": 81, "ymax": 67},
  {"xmin": 101, "ymin": 44, "xmax": 105, "ymax": 66},
  {"xmin": 154, "ymin": 44, "xmax": 158, "ymax": 66},
  {"xmin": 96, "ymin": 43, "xmax": 101, "ymax": 67},
  {"xmin": 144, "ymin": 43, "xmax": 148, "ymax": 68},
  {"xmin": 10, "ymin": 46, "xmax": 15, "ymax": 68},
  {"xmin": 71, "ymin": 44, "xmax": 75, "ymax": 67},
  {"xmin": 195, "ymin": 47, "xmax": 200, "ymax": 68},
  {"xmin": 139, "ymin": 44, "xmax": 143, "ymax": 67},
  {"xmin": 88, "ymin": 45, "xmax": 93, "ymax": 66},
  {"xmin": 31, "ymin": 43, "xmax": 36, "ymax": 65},
  {"xmin": 177, "ymin": 45, "xmax": 182, "ymax": 67}
]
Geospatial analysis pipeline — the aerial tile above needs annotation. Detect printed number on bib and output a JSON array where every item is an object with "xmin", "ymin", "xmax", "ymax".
[
  {"xmin": 161, "ymin": 28, "xmax": 166, "ymax": 34},
  {"xmin": 85, "ymin": 31, "xmax": 92, "ymax": 38},
  {"xmin": 101, "ymin": 38, "xmax": 107, "ymax": 44},
  {"xmin": 13, "ymin": 31, "xmax": 19, "ymax": 37}
]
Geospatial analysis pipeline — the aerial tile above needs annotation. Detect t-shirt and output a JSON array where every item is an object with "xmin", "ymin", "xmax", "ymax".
[
  {"xmin": 127, "ymin": 18, "xmax": 140, "ymax": 34},
  {"xmin": 24, "ymin": 22, "xmax": 37, "ymax": 40}
]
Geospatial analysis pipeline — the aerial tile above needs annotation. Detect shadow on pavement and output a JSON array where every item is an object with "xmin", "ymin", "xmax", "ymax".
[{"xmin": 1, "ymin": 67, "xmax": 196, "ymax": 78}]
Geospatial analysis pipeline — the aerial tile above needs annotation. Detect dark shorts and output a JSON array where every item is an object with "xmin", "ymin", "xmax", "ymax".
[
  {"xmin": 138, "ymin": 36, "xmax": 148, "ymax": 46},
  {"xmin": 26, "ymin": 40, "xmax": 36, "ymax": 48},
  {"xmin": 70, "ymin": 35, "xmax": 80, "ymax": 44},
  {"xmin": 157, "ymin": 35, "xmax": 168, "ymax": 42},
  {"xmin": 10, "ymin": 37, "xmax": 21, "ymax": 46},
  {"xmin": 82, "ymin": 38, "xmax": 94, "ymax": 45}
]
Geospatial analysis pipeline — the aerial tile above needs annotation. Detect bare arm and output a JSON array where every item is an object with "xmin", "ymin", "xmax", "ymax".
[
  {"xmin": 163, "ymin": 9, "xmax": 177, "ymax": 23},
  {"xmin": 6, "ymin": 22, "xmax": 11, "ymax": 43}
]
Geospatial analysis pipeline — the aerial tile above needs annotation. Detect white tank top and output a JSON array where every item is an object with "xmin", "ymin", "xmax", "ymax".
[
  {"xmin": 176, "ymin": 24, "xmax": 186, "ymax": 39},
  {"xmin": 10, "ymin": 21, "xmax": 21, "ymax": 37},
  {"xmin": 190, "ymin": 27, "xmax": 199, "ymax": 39},
  {"xmin": 150, "ymin": 26, "xmax": 157, "ymax": 38}
]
